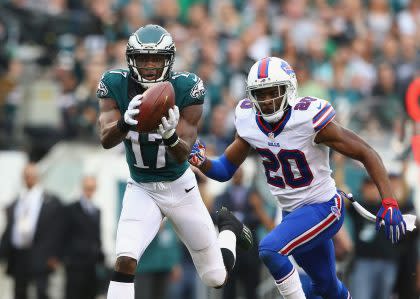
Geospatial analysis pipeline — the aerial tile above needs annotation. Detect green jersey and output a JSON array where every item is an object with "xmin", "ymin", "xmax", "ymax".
[{"xmin": 97, "ymin": 69, "xmax": 205, "ymax": 182}]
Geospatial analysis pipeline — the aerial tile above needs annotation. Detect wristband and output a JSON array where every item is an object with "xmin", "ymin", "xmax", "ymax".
[
  {"xmin": 117, "ymin": 118, "xmax": 130, "ymax": 133},
  {"xmin": 205, "ymin": 154, "xmax": 238, "ymax": 182},
  {"xmin": 163, "ymin": 131, "xmax": 179, "ymax": 147}
]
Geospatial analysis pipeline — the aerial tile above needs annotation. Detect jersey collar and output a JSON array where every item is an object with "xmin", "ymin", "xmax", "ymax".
[{"xmin": 255, "ymin": 108, "xmax": 291, "ymax": 138}]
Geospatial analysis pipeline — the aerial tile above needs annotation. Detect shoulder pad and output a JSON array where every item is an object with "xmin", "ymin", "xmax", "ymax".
[
  {"xmin": 171, "ymin": 72, "xmax": 205, "ymax": 98},
  {"xmin": 234, "ymin": 99, "xmax": 255, "ymax": 134},
  {"xmin": 97, "ymin": 69, "xmax": 129, "ymax": 99},
  {"xmin": 171, "ymin": 72, "xmax": 206, "ymax": 106},
  {"xmin": 235, "ymin": 99, "xmax": 254, "ymax": 118},
  {"xmin": 292, "ymin": 97, "xmax": 336, "ymax": 133}
]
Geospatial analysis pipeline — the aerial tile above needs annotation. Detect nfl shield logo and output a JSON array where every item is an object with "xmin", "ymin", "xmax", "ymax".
[{"xmin": 268, "ymin": 132, "xmax": 275, "ymax": 140}]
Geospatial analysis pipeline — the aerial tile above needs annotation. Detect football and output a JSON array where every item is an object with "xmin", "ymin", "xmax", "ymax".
[{"xmin": 136, "ymin": 81, "xmax": 175, "ymax": 133}]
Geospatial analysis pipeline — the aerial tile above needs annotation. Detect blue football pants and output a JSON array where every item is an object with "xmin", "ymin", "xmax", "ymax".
[{"xmin": 259, "ymin": 194, "xmax": 351, "ymax": 299}]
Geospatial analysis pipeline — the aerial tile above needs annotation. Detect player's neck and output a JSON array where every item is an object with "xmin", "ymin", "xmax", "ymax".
[{"xmin": 261, "ymin": 107, "xmax": 290, "ymax": 129}]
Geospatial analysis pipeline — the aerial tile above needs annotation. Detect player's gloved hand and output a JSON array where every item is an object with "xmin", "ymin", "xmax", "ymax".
[
  {"xmin": 376, "ymin": 198, "xmax": 406, "ymax": 244},
  {"xmin": 188, "ymin": 140, "xmax": 207, "ymax": 167},
  {"xmin": 158, "ymin": 105, "xmax": 180, "ymax": 139},
  {"xmin": 124, "ymin": 94, "xmax": 142, "ymax": 125}
]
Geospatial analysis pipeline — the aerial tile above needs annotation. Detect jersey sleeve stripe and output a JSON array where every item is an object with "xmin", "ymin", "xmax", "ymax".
[
  {"xmin": 312, "ymin": 103, "xmax": 331, "ymax": 123},
  {"xmin": 314, "ymin": 109, "xmax": 336, "ymax": 132}
]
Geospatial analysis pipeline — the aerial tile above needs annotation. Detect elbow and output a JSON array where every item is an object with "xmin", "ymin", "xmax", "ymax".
[{"xmin": 360, "ymin": 146, "xmax": 381, "ymax": 164}]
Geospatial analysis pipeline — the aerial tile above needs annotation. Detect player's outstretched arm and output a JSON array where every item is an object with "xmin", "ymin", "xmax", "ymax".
[
  {"xmin": 315, "ymin": 121, "xmax": 406, "ymax": 243},
  {"xmin": 189, "ymin": 135, "xmax": 250, "ymax": 182},
  {"xmin": 315, "ymin": 121, "xmax": 392, "ymax": 197}
]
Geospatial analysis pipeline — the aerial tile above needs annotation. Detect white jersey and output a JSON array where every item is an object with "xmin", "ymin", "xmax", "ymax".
[{"xmin": 235, "ymin": 97, "xmax": 337, "ymax": 211}]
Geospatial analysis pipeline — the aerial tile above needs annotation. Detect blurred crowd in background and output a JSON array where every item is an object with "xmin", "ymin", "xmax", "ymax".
[{"xmin": 0, "ymin": 0, "xmax": 419, "ymax": 298}]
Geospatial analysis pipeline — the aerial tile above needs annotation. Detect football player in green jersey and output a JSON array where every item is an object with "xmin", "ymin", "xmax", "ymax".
[{"xmin": 96, "ymin": 24, "xmax": 253, "ymax": 299}]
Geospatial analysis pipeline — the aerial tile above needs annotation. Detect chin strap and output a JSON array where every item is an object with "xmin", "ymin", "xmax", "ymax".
[{"xmin": 262, "ymin": 111, "xmax": 284, "ymax": 123}]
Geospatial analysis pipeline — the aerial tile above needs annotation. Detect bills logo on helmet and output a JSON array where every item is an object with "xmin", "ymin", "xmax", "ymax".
[{"xmin": 280, "ymin": 61, "xmax": 295, "ymax": 76}]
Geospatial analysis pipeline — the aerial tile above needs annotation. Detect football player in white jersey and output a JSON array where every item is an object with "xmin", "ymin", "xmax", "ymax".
[{"xmin": 189, "ymin": 57, "xmax": 406, "ymax": 299}]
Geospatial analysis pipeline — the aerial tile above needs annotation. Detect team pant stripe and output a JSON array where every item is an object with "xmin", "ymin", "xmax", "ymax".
[
  {"xmin": 275, "ymin": 268, "xmax": 296, "ymax": 284},
  {"xmin": 279, "ymin": 195, "xmax": 341, "ymax": 255}
]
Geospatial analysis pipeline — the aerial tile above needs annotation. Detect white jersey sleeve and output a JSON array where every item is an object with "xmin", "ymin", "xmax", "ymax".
[
  {"xmin": 291, "ymin": 97, "xmax": 336, "ymax": 137},
  {"xmin": 234, "ymin": 99, "xmax": 255, "ymax": 140}
]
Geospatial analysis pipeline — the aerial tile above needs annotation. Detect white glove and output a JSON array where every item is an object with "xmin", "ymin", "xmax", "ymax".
[
  {"xmin": 124, "ymin": 94, "xmax": 142, "ymax": 125},
  {"xmin": 158, "ymin": 106, "xmax": 180, "ymax": 139}
]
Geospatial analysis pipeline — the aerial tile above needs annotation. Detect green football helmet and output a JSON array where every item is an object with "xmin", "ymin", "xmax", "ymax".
[{"xmin": 126, "ymin": 24, "xmax": 176, "ymax": 88}]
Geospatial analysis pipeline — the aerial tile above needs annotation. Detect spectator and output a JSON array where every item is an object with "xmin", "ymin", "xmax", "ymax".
[
  {"xmin": 371, "ymin": 63, "xmax": 402, "ymax": 129},
  {"xmin": 0, "ymin": 57, "xmax": 23, "ymax": 149},
  {"xmin": 63, "ymin": 176, "xmax": 104, "ymax": 299},
  {"xmin": 202, "ymin": 104, "xmax": 234, "ymax": 155},
  {"xmin": 390, "ymin": 171, "xmax": 419, "ymax": 299},
  {"xmin": 0, "ymin": 162, "xmax": 64, "ymax": 299},
  {"xmin": 295, "ymin": 59, "xmax": 329, "ymax": 100}
]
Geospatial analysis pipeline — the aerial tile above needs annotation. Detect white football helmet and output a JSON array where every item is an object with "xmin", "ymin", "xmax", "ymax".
[{"xmin": 246, "ymin": 57, "xmax": 298, "ymax": 123}]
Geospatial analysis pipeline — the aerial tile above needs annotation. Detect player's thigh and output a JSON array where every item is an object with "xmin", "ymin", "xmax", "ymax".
[
  {"xmin": 167, "ymin": 190, "xmax": 225, "ymax": 281},
  {"xmin": 162, "ymin": 170, "xmax": 225, "ymax": 283},
  {"xmin": 116, "ymin": 181, "xmax": 163, "ymax": 260},
  {"xmin": 260, "ymin": 194, "xmax": 344, "ymax": 256},
  {"xmin": 163, "ymin": 170, "xmax": 217, "ymax": 251}
]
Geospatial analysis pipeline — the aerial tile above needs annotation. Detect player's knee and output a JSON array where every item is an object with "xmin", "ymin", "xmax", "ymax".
[
  {"xmin": 259, "ymin": 233, "xmax": 281, "ymax": 254},
  {"xmin": 312, "ymin": 278, "xmax": 341, "ymax": 298},
  {"xmin": 201, "ymin": 268, "xmax": 227, "ymax": 288},
  {"xmin": 115, "ymin": 256, "xmax": 137, "ymax": 274},
  {"xmin": 259, "ymin": 245, "xmax": 295, "ymax": 281},
  {"xmin": 259, "ymin": 237, "xmax": 285, "ymax": 265},
  {"xmin": 259, "ymin": 247, "xmax": 275, "ymax": 265},
  {"xmin": 259, "ymin": 248, "xmax": 289, "ymax": 269}
]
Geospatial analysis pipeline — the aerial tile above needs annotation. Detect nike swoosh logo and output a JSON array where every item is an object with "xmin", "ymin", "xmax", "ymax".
[
  {"xmin": 317, "ymin": 103, "xmax": 322, "ymax": 109},
  {"xmin": 185, "ymin": 186, "xmax": 195, "ymax": 193}
]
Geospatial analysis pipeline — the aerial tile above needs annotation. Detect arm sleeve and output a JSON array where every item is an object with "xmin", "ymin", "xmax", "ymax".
[
  {"xmin": 96, "ymin": 71, "xmax": 118, "ymax": 100},
  {"xmin": 181, "ymin": 73, "xmax": 205, "ymax": 108},
  {"xmin": 312, "ymin": 101, "xmax": 336, "ymax": 132},
  {"xmin": 205, "ymin": 154, "xmax": 238, "ymax": 182}
]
